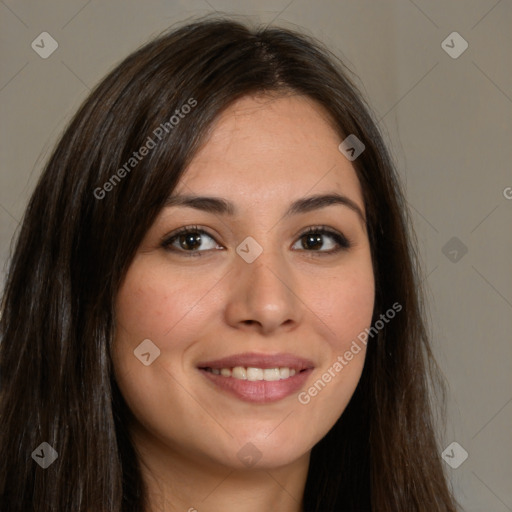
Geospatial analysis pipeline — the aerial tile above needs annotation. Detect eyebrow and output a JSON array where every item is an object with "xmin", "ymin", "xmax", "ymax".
[{"xmin": 165, "ymin": 193, "xmax": 366, "ymax": 223}]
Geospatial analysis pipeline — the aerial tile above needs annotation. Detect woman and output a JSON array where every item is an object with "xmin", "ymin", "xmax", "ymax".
[{"xmin": 0, "ymin": 16, "xmax": 459, "ymax": 512}]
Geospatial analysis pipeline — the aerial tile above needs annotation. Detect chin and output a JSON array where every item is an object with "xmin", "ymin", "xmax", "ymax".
[{"xmin": 219, "ymin": 431, "xmax": 312, "ymax": 470}]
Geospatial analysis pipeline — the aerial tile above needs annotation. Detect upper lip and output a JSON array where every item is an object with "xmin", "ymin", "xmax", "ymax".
[{"xmin": 197, "ymin": 352, "xmax": 315, "ymax": 371}]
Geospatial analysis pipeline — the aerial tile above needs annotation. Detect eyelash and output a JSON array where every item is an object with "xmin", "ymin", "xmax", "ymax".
[{"xmin": 161, "ymin": 224, "xmax": 352, "ymax": 258}]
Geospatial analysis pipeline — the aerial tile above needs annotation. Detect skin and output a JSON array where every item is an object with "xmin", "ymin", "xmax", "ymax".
[{"xmin": 112, "ymin": 93, "xmax": 375, "ymax": 512}]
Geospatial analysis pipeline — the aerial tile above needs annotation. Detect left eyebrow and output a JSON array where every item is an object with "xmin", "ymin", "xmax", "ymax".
[
  {"xmin": 283, "ymin": 193, "xmax": 366, "ymax": 223},
  {"xmin": 164, "ymin": 192, "xmax": 366, "ymax": 223}
]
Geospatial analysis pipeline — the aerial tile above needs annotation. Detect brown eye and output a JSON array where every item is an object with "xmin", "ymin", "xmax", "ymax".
[
  {"xmin": 294, "ymin": 226, "xmax": 351, "ymax": 253},
  {"xmin": 161, "ymin": 226, "xmax": 222, "ymax": 256},
  {"xmin": 176, "ymin": 232, "xmax": 203, "ymax": 251}
]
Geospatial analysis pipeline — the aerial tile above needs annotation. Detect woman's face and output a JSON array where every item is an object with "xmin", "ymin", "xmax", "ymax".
[{"xmin": 112, "ymin": 94, "xmax": 375, "ymax": 471}]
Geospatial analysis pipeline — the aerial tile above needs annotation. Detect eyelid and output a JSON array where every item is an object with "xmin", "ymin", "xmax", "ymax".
[
  {"xmin": 162, "ymin": 224, "xmax": 217, "ymax": 240},
  {"xmin": 160, "ymin": 225, "xmax": 219, "ymax": 253},
  {"xmin": 297, "ymin": 225, "xmax": 352, "ymax": 251}
]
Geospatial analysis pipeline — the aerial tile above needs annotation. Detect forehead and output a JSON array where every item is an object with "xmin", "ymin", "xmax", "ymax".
[{"xmin": 175, "ymin": 94, "xmax": 364, "ymax": 210}]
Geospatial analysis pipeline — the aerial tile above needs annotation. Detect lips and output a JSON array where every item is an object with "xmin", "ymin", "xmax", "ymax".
[
  {"xmin": 197, "ymin": 352, "xmax": 315, "ymax": 404},
  {"xmin": 196, "ymin": 352, "xmax": 315, "ymax": 371}
]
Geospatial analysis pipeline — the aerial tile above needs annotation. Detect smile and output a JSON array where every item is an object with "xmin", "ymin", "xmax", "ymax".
[
  {"xmin": 197, "ymin": 352, "xmax": 315, "ymax": 403},
  {"xmin": 203, "ymin": 366, "xmax": 301, "ymax": 381}
]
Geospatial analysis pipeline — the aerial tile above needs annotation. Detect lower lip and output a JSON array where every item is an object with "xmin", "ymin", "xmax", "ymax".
[{"xmin": 199, "ymin": 368, "xmax": 313, "ymax": 403}]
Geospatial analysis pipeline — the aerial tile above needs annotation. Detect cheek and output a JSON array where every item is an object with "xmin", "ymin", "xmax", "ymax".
[
  {"xmin": 112, "ymin": 259, "xmax": 197, "ymax": 389},
  {"xmin": 114, "ymin": 258, "xmax": 209, "ymax": 344},
  {"xmin": 294, "ymin": 264, "xmax": 374, "ymax": 434},
  {"xmin": 332, "ymin": 273, "xmax": 375, "ymax": 345},
  {"xmin": 309, "ymin": 258, "xmax": 375, "ymax": 351},
  {"xmin": 111, "ymin": 259, "xmax": 216, "ymax": 440},
  {"xmin": 112, "ymin": 256, "xmax": 228, "ymax": 403}
]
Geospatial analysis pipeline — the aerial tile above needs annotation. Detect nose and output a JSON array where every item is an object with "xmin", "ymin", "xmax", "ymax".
[{"xmin": 224, "ymin": 245, "xmax": 303, "ymax": 335}]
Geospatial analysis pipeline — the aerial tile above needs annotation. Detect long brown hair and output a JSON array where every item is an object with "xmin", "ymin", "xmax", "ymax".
[{"xmin": 0, "ymin": 16, "xmax": 459, "ymax": 511}]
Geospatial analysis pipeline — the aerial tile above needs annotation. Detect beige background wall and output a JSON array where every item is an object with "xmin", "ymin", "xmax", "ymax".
[{"xmin": 1, "ymin": 1, "xmax": 511, "ymax": 510}]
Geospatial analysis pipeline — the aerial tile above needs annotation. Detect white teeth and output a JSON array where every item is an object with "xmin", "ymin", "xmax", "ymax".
[
  {"xmin": 206, "ymin": 366, "xmax": 302, "ymax": 381},
  {"xmin": 231, "ymin": 366, "xmax": 247, "ymax": 380},
  {"xmin": 263, "ymin": 368, "xmax": 281, "ymax": 381},
  {"xmin": 247, "ymin": 367, "xmax": 263, "ymax": 381}
]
